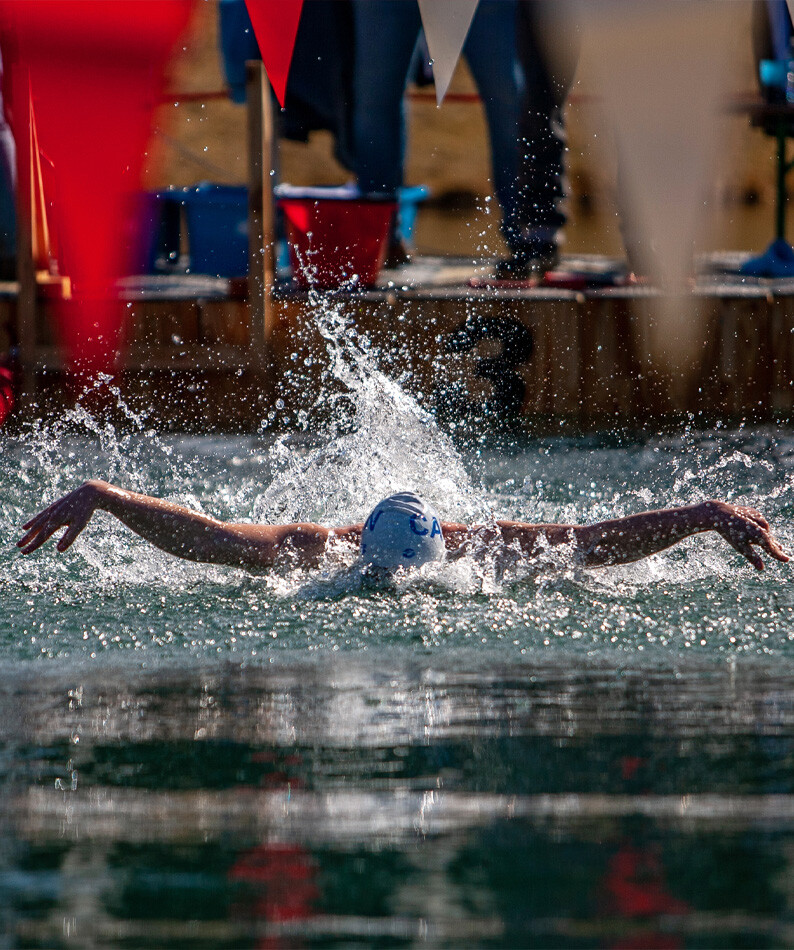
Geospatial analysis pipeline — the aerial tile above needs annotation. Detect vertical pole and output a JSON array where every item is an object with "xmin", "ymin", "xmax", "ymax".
[
  {"xmin": 16, "ymin": 82, "xmax": 38, "ymax": 415},
  {"xmin": 246, "ymin": 59, "xmax": 276, "ymax": 373},
  {"xmin": 777, "ymin": 121, "xmax": 787, "ymax": 243},
  {"xmin": 16, "ymin": 192, "xmax": 37, "ymax": 413}
]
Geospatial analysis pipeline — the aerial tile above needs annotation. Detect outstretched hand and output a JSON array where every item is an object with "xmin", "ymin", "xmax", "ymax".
[
  {"xmin": 704, "ymin": 500, "xmax": 790, "ymax": 571},
  {"xmin": 17, "ymin": 481, "xmax": 103, "ymax": 555}
]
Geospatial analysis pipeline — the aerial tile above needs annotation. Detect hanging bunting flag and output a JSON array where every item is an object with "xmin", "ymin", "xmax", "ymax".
[
  {"xmin": 580, "ymin": 0, "xmax": 737, "ymax": 374},
  {"xmin": 417, "ymin": 0, "xmax": 479, "ymax": 105},
  {"xmin": 0, "ymin": 0, "xmax": 194, "ymax": 382},
  {"xmin": 244, "ymin": 0, "xmax": 304, "ymax": 107}
]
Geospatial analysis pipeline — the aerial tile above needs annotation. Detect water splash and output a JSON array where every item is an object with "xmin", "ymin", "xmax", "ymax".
[{"xmin": 254, "ymin": 294, "xmax": 488, "ymax": 527}]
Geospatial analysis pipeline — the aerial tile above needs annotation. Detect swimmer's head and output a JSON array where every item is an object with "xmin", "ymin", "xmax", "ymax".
[{"xmin": 360, "ymin": 492, "xmax": 445, "ymax": 571}]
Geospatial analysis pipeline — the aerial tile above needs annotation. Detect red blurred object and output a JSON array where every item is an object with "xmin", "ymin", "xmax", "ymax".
[
  {"xmin": 0, "ymin": 366, "xmax": 13, "ymax": 426},
  {"xmin": 599, "ymin": 843, "xmax": 690, "ymax": 949},
  {"xmin": 620, "ymin": 755, "xmax": 645, "ymax": 782},
  {"xmin": 244, "ymin": 0, "xmax": 304, "ymax": 107},
  {"xmin": 230, "ymin": 841, "xmax": 319, "ymax": 950},
  {"xmin": 602, "ymin": 845, "xmax": 690, "ymax": 918},
  {"xmin": 0, "ymin": 0, "xmax": 194, "ymax": 381},
  {"xmin": 280, "ymin": 196, "xmax": 396, "ymax": 289}
]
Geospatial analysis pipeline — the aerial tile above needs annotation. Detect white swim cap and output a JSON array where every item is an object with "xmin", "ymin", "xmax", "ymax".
[{"xmin": 360, "ymin": 492, "xmax": 445, "ymax": 570}]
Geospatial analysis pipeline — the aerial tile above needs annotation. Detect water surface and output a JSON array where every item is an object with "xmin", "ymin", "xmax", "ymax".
[{"xmin": 1, "ymin": 314, "xmax": 794, "ymax": 945}]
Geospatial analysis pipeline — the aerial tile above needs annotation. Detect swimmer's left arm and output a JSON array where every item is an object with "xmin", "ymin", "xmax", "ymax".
[{"xmin": 492, "ymin": 501, "xmax": 790, "ymax": 571}]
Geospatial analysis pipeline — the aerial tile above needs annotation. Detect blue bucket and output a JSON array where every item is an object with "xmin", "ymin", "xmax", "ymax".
[{"xmin": 179, "ymin": 183, "xmax": 249, "ymax": 278}]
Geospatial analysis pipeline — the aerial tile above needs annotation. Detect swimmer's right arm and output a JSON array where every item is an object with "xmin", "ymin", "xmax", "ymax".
[{"xmin": 17, "ymin": 480, "xmax": 340, "ymax": 569}]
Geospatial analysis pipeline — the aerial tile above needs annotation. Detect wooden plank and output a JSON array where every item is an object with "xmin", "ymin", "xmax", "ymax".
[
  {"xmin": 698, "ymin": 295, "xmax": 774, "ymax": 419},
  {"xmin": 12, "ymin": 270, "xmax": 794, "ymax": 428},
  {"xmin": 429, "ymin": 297, "xmax": 561, "ymax": 421},
  {"xmin": 772, "ymin": 296, "xmax": 794, "ymax": 413},
  {"xmin": 124, "ymin": 346, "xmax": 251, "ymax": 372},
  {"xmin": 524, "ymin": 299, "xmax": 580, "ymax": 417},
  {"xmin": 128, "ymin": 300, "xmax": 200, "ymax": 348},
  {"xmin": 580, "ymin": 296, "xmax": 646, "ymax": 420},
  {"xmin": 246, "ymin": 60, "xmax": 276, "ymax": 371},
  {"xmin": 199, "ymin": 299, "xmax": 249, "ymax": 347},
  {"xmin": 15, "ymin": 144, "xmax": 37, "ymax": 408},
  {"xmin": 34, "ymin": 343, "xmax": 250, "ymax": 372}
]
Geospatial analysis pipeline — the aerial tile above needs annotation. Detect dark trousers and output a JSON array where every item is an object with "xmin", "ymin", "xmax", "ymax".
[{"xmin": 510, "ymin": 1, "xmax": 580, "ymax": 255}]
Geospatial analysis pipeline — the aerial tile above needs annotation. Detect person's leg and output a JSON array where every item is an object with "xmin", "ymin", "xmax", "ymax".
[
  {"xmin": 351, "ymin": 0, "xmax": 422, "ymax": 196},
  {"xmin": 463, "ymin": 0, "xmax": 523, "ymax": 254},
  {"xmin": 217, "ymin": 0, "xmax": 262, "ymax": 104},
  {"xmin": 502, "ymin": 1, "xmax": 580, "ymax": 275}
]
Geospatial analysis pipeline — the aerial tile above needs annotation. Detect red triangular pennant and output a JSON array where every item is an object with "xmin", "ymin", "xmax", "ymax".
[
  {"xmin": 0, "ymin": 0, "xmax": 194, "ymax": 380},
  {"xmin": 244, "ymin": 0, "xmax": 304, "ymax": 107}
]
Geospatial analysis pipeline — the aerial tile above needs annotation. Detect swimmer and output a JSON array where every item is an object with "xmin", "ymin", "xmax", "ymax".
[{"xmin": 16, "ymin": 480, "xmax": 790, "ymax": 573}]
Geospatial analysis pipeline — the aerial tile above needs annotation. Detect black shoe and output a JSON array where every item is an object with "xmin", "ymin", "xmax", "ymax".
[{"xmin": 494, "ymin": 245, "xmax": 559, "ymax": 280}]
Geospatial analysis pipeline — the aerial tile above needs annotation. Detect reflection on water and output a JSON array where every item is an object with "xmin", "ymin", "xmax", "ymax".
[{"xmin": 3, "ymin": 659, "xmax": 794, "ymax": 947}]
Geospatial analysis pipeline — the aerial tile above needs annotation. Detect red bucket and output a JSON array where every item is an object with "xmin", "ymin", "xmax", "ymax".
[{"xmin": 278, "ymin": 191, "xmax": 396, "ymax": 289}]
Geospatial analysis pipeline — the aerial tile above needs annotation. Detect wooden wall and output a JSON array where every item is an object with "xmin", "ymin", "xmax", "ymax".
[{"xmin": 9, "ymin": 282, "xmax": 794, "ymax": 431}]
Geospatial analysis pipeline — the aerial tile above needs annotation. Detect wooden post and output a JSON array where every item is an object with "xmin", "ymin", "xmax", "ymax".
[
  {"xmin": 246, "ymin": 59, "xmax": 277, "ymax": 374},
  {"xmin": 15, "ymin": 86, "xmax": 39, "ymax": 415},
  {"xmin": 775, "ymin": 122, "xmax": 786, "ymax": 243}
]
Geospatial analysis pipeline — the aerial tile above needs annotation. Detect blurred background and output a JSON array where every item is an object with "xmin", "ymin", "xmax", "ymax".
[{"xmin": 146, "ymin": 0, "xmax": 778, "ymax": 261}]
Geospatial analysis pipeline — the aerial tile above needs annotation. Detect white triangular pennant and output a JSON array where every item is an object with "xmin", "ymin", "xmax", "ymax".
[
  {"xmin": 581, "ymin": 0, "xmax": 737, "ymax": 370},
  {"xmin": 417, "ymin": 0, "xmax": 479, "ymax": 105}
]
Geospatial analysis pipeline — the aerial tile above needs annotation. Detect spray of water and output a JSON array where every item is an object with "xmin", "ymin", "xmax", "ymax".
[{"xmin": 255, "ymin": 294, "xmax": 488, "ymax": 527}]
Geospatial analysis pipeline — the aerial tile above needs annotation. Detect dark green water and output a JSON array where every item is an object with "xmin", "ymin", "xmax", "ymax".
[
  {"xmin": 2, "ymin": 328, "xmax": 794, "ymax": 946},
  {"xmin": 2, "ymin": 657, "xmax": 794, "ymax": 948}
]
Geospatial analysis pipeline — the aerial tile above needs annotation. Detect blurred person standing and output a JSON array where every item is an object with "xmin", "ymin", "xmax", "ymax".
[
  {"xmin": 496, "ymin": 1, "xmax": 580, "ymax": 278},
  {"xmin": 218, "ymin": 0, "xmax": 354, "ymax": 168},
  {"xmin": 753, "ymin": 0, "xmax": 793, "ymax": 99},
  {"xmin": 351, "ymin": 0, "xmax": 523, "ymax": 266}
]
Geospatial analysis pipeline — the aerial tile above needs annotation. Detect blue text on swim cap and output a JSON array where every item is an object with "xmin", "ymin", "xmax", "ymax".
[
  {"xmin": 365, "ymin": 509, "xmax": 383, "ymax": 531},
  {"xmin": 410, "ymin": 513, "xmax": 428, "ymax": 536},
  {"xmin": 410, "ymin": 514, "xmax": 442, "ymax": 538}
]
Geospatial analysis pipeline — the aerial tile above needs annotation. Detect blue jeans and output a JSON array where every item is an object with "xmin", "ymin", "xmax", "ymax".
[{"xmin": 351, "ymin": 0, "xmax": 522, "ymax": 245}]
